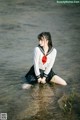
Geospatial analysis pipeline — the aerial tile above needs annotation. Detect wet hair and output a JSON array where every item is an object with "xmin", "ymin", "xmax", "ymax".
[{"xmin": 38, "ymin": 32, "xmax": 53, "ymax": 49}]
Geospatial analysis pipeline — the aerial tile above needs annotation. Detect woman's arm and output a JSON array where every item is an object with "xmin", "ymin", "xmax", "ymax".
[
  {"xmin": 44, "ymin": 48, "xmax": 57, "ymax": 77},
  {"xmin": 33, "ymin": 47, "xmax": 41, "ymax": 79}
]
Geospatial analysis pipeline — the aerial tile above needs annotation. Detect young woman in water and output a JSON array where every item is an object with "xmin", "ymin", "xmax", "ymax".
[{"xmin": 22, "ymin": 32, "xmax": 67, "ymax": 89}]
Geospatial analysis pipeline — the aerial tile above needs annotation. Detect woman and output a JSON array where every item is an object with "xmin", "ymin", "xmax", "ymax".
[{"xmin": 22, "ymin": 32, "xmax": 67, "ymax": 89}]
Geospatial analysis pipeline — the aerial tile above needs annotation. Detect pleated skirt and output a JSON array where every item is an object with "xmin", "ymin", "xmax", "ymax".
[{"xmin": 25, "ymin": 65, "xmax": 56, "ymax": 84}]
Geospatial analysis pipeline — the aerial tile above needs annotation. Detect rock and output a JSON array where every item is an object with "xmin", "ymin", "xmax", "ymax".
[{"xmin": 58, "ymin": 93, "xmax": 80, "ymax": 114}]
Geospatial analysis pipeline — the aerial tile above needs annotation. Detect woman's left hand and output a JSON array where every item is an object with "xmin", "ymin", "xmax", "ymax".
[{"xmin": 41, "ymin": 77, "xmax": 46, "ymax": 84}]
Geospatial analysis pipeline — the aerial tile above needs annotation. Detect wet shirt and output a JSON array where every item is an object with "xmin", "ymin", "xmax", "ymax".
[{"xmin": 33, "ymin": 45, "xmax": 57, "ymax": 79}]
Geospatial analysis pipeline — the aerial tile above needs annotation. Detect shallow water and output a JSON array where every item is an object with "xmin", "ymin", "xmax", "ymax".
[{"xmin": 0, "ymin": 0, "xmax": 80, "ymax": 120}]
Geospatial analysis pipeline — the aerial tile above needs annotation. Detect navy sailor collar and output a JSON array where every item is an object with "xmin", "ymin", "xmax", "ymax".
[{"xmin": 38, "ymin": 45, "xmax": 54, "ymax": 56}]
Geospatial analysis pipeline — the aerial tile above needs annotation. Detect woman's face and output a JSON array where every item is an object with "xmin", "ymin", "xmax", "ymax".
[{"xmin": 39, "ymin": 36, "xmax": 48, "ymax": 47}]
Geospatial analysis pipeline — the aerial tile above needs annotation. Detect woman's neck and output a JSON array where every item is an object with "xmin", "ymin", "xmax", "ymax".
[{"xmin": 43, "ymin": 45, "xmax": 49, "ymax": 55}]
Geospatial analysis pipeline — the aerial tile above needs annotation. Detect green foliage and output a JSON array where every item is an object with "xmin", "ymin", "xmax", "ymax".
[{"xmin": 58, "ymin": 88, "xmax": 80, "ymax": 114}]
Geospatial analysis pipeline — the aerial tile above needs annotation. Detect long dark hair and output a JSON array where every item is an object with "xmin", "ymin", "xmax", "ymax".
[{"xmin": 38, "ymin": 32, "xmax": 53, "ymax": 49}]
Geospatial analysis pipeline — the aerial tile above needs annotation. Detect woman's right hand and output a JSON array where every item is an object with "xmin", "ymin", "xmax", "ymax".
[
  {"xmin": 40, "ymin": 77, "xmax": 46, "ymax": 84},
  {"xmin": 38, "ymin": 78, "xmax": 42, "ymax": 83}
]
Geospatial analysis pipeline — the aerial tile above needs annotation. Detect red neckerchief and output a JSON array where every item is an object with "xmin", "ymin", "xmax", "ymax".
[{"xmin": 42, "ymin": 55, "xmax": 47, "ymax": 64}]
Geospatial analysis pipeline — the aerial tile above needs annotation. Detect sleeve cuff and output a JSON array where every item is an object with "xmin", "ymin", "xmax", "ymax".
[
  {"xmin": 44, "ymin": 73, "xmax": 48, "ymax": 78},
  {"xmin": 36, "ymin": 75, "xmax": 41, "ymax": 79}
]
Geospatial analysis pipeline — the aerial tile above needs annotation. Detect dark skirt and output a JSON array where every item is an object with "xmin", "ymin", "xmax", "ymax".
[{"xmin": 25, "ymin": 65, "xmax": 56, "ymax": 84}]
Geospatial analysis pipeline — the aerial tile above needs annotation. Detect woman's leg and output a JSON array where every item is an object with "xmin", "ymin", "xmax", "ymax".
[
  {"xmin": 50, "ymin": 75, "xmax": 67, "ymax": 86},
  {"xmin": 22, "ymin": 83, "xmax": 33, "ymax": 89}
]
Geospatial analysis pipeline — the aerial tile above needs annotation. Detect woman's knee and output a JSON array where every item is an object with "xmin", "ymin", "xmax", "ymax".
[{"xmin": 51, "ymin": 75, "xmax": 67, "ymax": 86}]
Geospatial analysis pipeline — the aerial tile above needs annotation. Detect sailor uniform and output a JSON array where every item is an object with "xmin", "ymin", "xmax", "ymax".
[{"xmin": 25, "ymin": 45, "xmax": 57, "ymax": 84}]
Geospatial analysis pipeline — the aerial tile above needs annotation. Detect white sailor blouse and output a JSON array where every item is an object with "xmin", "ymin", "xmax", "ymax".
[{"xmin": 33, "ymin": 45, "xmax": 57, "ymax": 79}]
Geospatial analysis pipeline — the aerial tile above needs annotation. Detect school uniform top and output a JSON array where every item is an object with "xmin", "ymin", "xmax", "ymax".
[{"xmin": 33, "ymin": 45, "xmax": 57, "ymax": 79}]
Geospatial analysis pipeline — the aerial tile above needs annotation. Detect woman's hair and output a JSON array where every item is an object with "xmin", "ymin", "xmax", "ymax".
[{"xmin": 38, "ymin": 32, "xmax": 53, "ymax": 49}]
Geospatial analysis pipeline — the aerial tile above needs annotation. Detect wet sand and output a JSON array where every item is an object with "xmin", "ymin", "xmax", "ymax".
[{"xmin": 0, "ymin": 0, "xmax": 80, "ymax": 120}]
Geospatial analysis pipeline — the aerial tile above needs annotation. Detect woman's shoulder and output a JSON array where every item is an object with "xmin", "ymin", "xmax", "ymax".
[
  {"xmin": 47, "ymin": 47, "xmax": 57, "ymax": 56},
  {"xmin": 53, "ymin": 48, "xmax": 57, "ymax": 52},
  {"xmin": 34, "ymin": 46, "xmax": 40, "ymax": 53},
  {"xmin": 34, "ymin": 46, "xmax": 40, "ymax": 50},
  {"xmin": 52, "ymin": 47, "xmax": 57, "ymax": 54}
]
